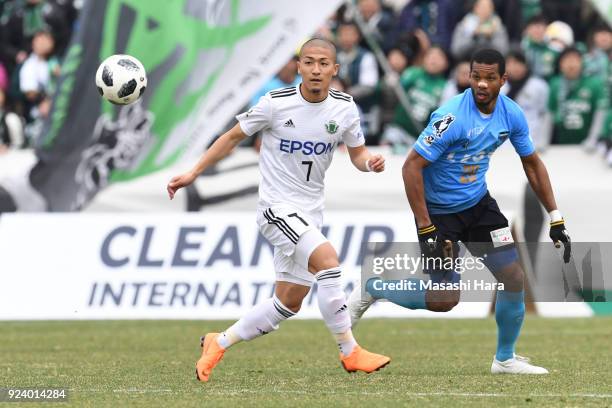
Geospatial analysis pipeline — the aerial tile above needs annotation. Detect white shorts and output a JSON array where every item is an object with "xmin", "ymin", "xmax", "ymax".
[{"xmin": 256, "ymin": 204, "xmax": 327, "ymax": 287}]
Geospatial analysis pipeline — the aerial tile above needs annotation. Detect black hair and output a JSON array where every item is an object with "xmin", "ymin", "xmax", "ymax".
[
  {"xmin": 589, "ymin": 22, "xmax": 612, "ymax": 47},
  {"xmin": 557, "ymin": 47, "xmax": 582, "ymax": 69},
  {"xmin": 427, "ymin": 44, "xmax": 452, "ymax": 77},
  {"xmin": 555, "ymin": 46, "xmax": 582, "ymax": 75},
  {"xmin": 557, "ymin": 46, "xmax": 582, "ymax": 62},
  {"xmin": 337, "ymin": 21, "xmax": 360, "ymax": 35},
  {"xmin": 591, "ymin": 22, "xmax": 612, "ymax": 34},
  {"xmin": 525, "ymin": 14, "xmax": 548, "ymax": 27},
  {"xmin": 470, "ymin": 48, "xmax": 505, "ymax": 75},
  {"xmin": 506, "ymin": 48, "xmax": 527, "ymax": 66},
  {"xmin": 299, "ymin": 37, "xmax": 337, "ymax": 62},
  {"xmin": 338, "ymin": 20, "xmax": 358, "ymax": 28},
  {"xmin": 451, "ymin": 56, "xmax": 472, "ymax": 71},
  {"xmin": 394, "ymin": 30, "xmax": 423, "ymax": 64}
]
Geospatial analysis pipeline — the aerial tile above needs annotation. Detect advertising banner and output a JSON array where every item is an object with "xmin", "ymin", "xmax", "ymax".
[{"xmin": 0, "ymin": 212, "xmax": 495, "ymax": 319}]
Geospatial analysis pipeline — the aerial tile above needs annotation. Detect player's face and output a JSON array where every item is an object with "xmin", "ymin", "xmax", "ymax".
[
  {"xmin": 297, "ymin": 47, "xmax": 338, "ymax": 96},
  {"xmin": 469, "ymin": 62, "xmax": 506, "ymax": 108}
]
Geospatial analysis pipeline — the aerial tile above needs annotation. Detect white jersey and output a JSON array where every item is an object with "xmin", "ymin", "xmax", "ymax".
[{"xmin": 236, "ymin": 85, "xmax": 365, "ymax": 213}]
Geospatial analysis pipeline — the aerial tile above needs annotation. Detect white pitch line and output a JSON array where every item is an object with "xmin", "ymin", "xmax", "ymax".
[
  {"xmin": 68, "ymin": 389, "xmax": 173, "ymax": 394},
  {"xmin": 196, "ymin": 389, "xmax": 612, "ymax": 399},
  {"xmin": 68, "ymin": 389, "xmax": 612, "ymax": 398}
]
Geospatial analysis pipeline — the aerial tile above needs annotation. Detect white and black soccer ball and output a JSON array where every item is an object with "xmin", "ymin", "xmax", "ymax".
[{"xmin": 95, "ymin": 54, "xmax": 147, "ymax": 105}]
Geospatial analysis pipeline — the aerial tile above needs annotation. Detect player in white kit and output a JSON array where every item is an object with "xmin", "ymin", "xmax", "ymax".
[{"xmin": 167, "ymin": 38, "xmax": 390, "ymax": 382}]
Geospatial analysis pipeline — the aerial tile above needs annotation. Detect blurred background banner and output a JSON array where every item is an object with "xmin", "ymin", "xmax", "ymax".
[
  {"xmin": 590, "ymin": 0, "xmax": 612, "ymax": 26},
  {"xmin": 0, "ymin": 0, "xmax": 343, "ymax": 211}
]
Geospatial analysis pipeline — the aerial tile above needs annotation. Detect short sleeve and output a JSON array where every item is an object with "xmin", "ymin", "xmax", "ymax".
[
  {"xmin": 509, "ymin": 108, "xmax": 535, "ymax": 157},
  {"xmin": 236, "ymin": 94, "xmax": 273, "ymax": 136},
  {"xmin": 413, "ymin": 111, "xmax": 459, "ymax": 162},
  {"xmin": 342, "ymin": 103, "xmax": 366, "ymax": 147}
]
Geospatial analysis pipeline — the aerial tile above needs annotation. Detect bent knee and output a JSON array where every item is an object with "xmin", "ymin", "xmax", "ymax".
[
  {"xmin": 426, "ymin": 290, "xmax": 460, "ymax": 312},
  {"xmin": 307, "ymin": 242, "xmax": 339, "ymax": 273},
  {"xmin": 427, "ymin": 300, "xmax": 460, "ymax": 312},
  {"xmin": 496, "ymin": 263, "xmax": 524, "ymax": 288},
  {"xmin": 284, "ymin": 301, "xmax": 302, "ymax": 314},
  {"xmin": 277, "ymin": 297, "xmax": 303, "ymax": 313}
]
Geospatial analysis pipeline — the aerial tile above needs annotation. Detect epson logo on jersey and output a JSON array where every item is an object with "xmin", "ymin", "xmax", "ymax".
[{"xmin": 280, "ymin": 139, "xmax": 335, "ymax": 155}]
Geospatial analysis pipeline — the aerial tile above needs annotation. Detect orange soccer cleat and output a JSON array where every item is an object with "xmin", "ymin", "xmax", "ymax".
[
  {"xmin": 340, "ymin": 346, "xmax": 391, "ymax": 373},
  {"xmin": 195, "ymin": 333, "xmax": 226, "ymax": 382}
]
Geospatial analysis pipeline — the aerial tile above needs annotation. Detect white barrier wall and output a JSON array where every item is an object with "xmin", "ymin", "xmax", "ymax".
[
  {"xmin": 0, "ymin": 212, "xmax": 493, "ymax": 320},
  {"xmin": 0, "ymin": 146, "xmax": 609, "ymax": 319}
]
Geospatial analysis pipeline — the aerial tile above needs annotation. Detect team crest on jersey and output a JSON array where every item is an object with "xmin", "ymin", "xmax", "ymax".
[
  {"xmin": 325, "ymin": 120, "xmax": 339, "ymax": 135},
  {"xmin": 432, "ymin": 114, "xmax": 455, "ymax": 138}
]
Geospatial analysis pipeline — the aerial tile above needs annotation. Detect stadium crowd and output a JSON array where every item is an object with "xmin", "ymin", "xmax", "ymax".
[
  {"xmin": 0, "ymin": 0, "xmax": 611, "ymax": 167},
  {"xmin": 253, "ymin": 0, "xmax": 612, "ymax": 165},
  {"xmin": 0, "ymin": 0, "xmax": 80, "ymax": 152}
]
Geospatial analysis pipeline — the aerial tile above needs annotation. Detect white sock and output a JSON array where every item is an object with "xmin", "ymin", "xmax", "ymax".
[
  {"xmin": 216, "ymin": 295, "xmax": 295, "ymax": 349},
  {"xmin": 216, "ymin": 328, "xmax": 241, "ymax": 349},
  {"xmin": 334, "ymin": 329, "xmax": 358, "ymax": 357},
  {"xmin": 315, "ymin": 268, "xmax": 358, "ymax": 357}
]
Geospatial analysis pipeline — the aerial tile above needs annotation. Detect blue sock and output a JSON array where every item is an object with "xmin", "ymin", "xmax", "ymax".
[
  {"xmin": 365, "ymin": 278, "xmax": 427, "ymax": 310},
  {"xmin": 495, "ymin": 290, "xmax": 525, "ymax": 362}
]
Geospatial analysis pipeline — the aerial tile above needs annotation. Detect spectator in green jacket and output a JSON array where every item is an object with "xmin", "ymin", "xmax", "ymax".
[
  {"xmin": 549, "ymin": 47, "xmax": 608, "ymax": 145},
  {"xmin": 521, "ymin": 14, "xmax": 558, "ymax": 81},
  {"xmin": 381, "ymin": 45, "xmax": 449, "ymax": 152}
]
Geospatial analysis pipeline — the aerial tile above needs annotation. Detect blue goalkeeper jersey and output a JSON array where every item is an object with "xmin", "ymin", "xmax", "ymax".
[{"xmin": 413, "ymin": 89, "xmax": 535, "ymax": 214}]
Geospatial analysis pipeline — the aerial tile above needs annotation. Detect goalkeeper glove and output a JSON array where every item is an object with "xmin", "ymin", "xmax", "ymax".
[
  {"xmin": 550, "ymin": 219, "xmax": 571, "ymax": 263},
  {"xmin": 418, "ymin": 224, "xmax": 439, "ymax": 256}
]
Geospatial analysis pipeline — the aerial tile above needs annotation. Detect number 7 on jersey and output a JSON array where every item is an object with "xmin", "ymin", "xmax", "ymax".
[{"xmin": 302, "ymin": 160, "xmax": 313, "ymax": 182}]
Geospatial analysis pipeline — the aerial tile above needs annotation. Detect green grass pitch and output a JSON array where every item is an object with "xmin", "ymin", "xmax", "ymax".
[{"xmin": 1, "ymin": 318, "xmax": 611, "ymax": 407}]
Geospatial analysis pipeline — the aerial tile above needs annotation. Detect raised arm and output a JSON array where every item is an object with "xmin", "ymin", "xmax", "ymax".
[
  {"xmin": 166, "ymin": 123, "xmax": 248, "ymax": 199},
  {"xmin": 346, "ymin": 144, "xmax": 385, "ymax": 172}
]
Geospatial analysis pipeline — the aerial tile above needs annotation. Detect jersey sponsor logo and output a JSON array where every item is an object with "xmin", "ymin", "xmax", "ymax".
[
  {"xmin": 325, "ymin": 120, "xmax": 339, "ymax": 134},
  {"xmin": 424, "ymin": 135, "xmax": 435, "ymax": 146},
  {"xmin": 433, "ymin": 114, "xmax": 455, "ymax": 138},
  {"xmin": 283, "ymin": 119, "xmax": 295, "ymax": 128},
  {"xmin": 279, "ymin": 139, "xmax": 335, "ymax": 155}
]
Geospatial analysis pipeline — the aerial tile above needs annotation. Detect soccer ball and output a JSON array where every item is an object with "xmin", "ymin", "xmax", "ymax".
[{"xmin": 95, "ymin": 54, "xmax": 147, "ymax": 105}]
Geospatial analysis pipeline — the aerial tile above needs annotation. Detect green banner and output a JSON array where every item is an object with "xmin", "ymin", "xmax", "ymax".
[
  {"xmin": 590, "ymin": 0, "xmax": 612, "ymax": 27},
  {"xmin": 0, "ymin": 0, "xmax": 343, "ymax": 211}
]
